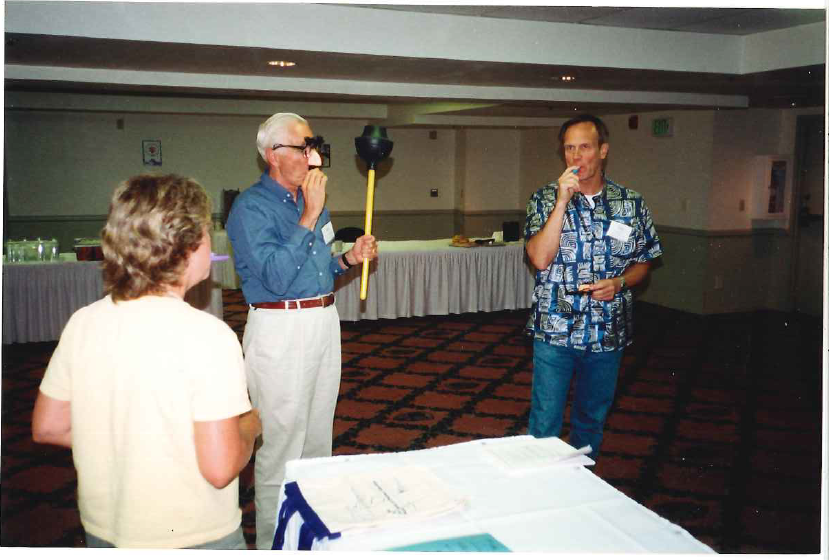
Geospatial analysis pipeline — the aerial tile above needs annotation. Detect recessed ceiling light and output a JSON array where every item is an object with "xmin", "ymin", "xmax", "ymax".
[
  {"xmin": 268, "ymin": 60, "xmax": 296, "ymax": 67},
  {"xmin": 560, "ymin": 75, "xmax": 576, "ymax": 82}
]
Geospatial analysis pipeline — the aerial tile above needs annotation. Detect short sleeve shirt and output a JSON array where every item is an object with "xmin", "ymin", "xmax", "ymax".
[
  {"xmin": 524, "ymin": 177, "xmax": 662, "ymax": 351},
  {"xmin": 39, "ymin": 295, "xmax": 251, "ymax": 547}
]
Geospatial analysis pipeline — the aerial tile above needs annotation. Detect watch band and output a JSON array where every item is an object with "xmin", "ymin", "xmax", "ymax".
[{"xmin": 342, "ymin": 253, "xmax": 353, "ymax": 269}]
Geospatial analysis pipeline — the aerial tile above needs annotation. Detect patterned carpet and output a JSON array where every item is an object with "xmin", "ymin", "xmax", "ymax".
[{"xmin": 1, "ymin": 289, "xmax": 824, "ymax": 552}]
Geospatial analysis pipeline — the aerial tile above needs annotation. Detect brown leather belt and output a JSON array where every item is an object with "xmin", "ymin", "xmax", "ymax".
[{"xmin": 252, "ymin": 294, "xmax": 334, "ymax": 310}]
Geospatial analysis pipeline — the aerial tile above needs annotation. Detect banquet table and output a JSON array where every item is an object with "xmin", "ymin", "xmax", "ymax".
[
  {"xmin": 2, "ymin": 255, "xmax": 223, "ymax": 345},
  {"xmin": 334, "ymin": 239, "xmax": 535, "ymax": 321},
  {"xmin": 272, "ymin": 436, "xmax": 714, "ymax": 553},
  {"xmin": 210, "ymin": 229, "xmax": 239, "ymax": 289}
]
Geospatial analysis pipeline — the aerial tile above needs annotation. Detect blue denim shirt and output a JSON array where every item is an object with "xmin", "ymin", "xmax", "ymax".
[
  {"xmin": 524, "ymin": 177, "xmax": 662, "ymax": 351},
  {"xmin": 226, "ymin": 171, "xmax": 346, "ymax": 304}
]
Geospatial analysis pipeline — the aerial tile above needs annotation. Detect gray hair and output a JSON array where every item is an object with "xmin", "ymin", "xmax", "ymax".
[{"xmin": 256, "ymin": 112, "xmax": 308, "ymax": 160}]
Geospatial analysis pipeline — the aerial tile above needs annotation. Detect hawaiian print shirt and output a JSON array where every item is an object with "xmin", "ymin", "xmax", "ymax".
[{"xmin": 524, "ymin": 177, "xmax": 663, "ymax": 352}]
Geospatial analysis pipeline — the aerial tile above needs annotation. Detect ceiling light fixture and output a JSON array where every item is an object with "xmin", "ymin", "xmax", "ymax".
[
  {"xmin": 268, "ymin": 60, "xmax": 296, "ymax": 67},
  {"xmin": 560, "ymin": 75, "xmax": 576, "ymax": 82}
]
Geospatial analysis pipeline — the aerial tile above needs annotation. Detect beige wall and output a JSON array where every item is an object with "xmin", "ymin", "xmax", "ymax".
[
  {"xmin": 627, "ymin": 108, "xmax": 823, "ymax": 315},
  {"xmin": 372, "ymin": 127, "xmax": 457, "ymax": 212},
  {"xmin": 4, "ymin": 92, "xmax": 823, "ymax": 315},
  {"xmin": 461, "ymin": 128, "xmax": 521, "ymax": 212},
  {"xmin": 519, "ymin": 127, "xmax": 562, "ymax": 209},
  {"xmin": 602, "ymin": 111, "xmax": 715, "ymax": 230},
  {"xmin": 5, "ymin": 111, "xmax": 263, "ymax": 216},
  {"xmin": 3, "ymin": 109, "xmax": 459, "ymax": 217}
]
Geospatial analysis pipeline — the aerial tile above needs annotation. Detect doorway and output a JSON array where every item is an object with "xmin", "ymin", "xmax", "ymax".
[{"xmin": 791, "ymin": 114, "xmax": 825, "ymax": 317}]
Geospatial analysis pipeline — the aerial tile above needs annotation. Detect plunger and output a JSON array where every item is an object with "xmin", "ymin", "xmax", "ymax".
[{"xmin": 355, "ymin": 125, "xmax": 393, "ymax": 300}]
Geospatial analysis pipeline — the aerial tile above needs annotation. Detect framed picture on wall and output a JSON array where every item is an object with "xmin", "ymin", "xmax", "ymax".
[{"xmin": 142, "ymin": 140, "xmax": 162, "ymax": 166}]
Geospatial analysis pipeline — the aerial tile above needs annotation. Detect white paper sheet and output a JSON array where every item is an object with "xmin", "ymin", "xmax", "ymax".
[
  {"xmin": 481, "ymin": 437, "xmax": 594, "ymax": 474},
  {"xmin": 294, "ymin": 465, "xmax": 467, "ymax": 533}
]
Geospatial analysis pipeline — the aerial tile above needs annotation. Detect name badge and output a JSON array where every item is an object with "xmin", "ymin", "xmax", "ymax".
[
  {"xmin": 321, "ymin": 221, "xmax": 335, "ymax": 245},
  {"xmin": 607, "ymin": 221, "xmax": 633, "ymax": 242}
]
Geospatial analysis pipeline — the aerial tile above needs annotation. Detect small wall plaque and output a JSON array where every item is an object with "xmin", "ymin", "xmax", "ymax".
[{"xmin": 142, "ymin": 140, "xmax": 162, "ymax": 166}]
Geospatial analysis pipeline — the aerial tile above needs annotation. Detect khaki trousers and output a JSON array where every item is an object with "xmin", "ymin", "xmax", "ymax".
[{"xmin": 242, "ymin": 304, "xmax": 341, "ymax": 550}]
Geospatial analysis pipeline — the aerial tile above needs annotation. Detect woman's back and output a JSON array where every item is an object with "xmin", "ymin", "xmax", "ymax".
[{"xmin": 40, "ymin": 294, "xmax": 250, "ymax": 548}]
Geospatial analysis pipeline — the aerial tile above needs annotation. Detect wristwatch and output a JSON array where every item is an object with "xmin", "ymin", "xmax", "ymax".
[{"xmin": 617, "ymin": 276, "xmax": 626, "ymax": 291}]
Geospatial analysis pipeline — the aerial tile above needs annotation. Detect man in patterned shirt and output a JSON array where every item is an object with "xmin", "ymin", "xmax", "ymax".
[{"xmin": 524, "ymin": 114, "xmax": 662, "ymax": 461}]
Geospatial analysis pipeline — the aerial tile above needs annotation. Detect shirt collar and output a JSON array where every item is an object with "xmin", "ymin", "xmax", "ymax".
[
  {"xmin": 261, "ymin": 170, "xmax": 303, "ymax": 205},
  {"xmin": 584, "ymin": 190, "xmax": 603, "ymax": 209}
]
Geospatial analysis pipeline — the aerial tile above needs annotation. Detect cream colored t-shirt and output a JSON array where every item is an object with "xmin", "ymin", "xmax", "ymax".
[{"xmin": 40, "ymin": 295, "xmax": 251, "ymax": 548}]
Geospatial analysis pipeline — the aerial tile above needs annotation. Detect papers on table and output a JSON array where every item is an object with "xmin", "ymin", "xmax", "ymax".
[
  {"xmin": 293, "ymin": 465, "xmax": 467, "ymax": 534},
  {"xmin": 481, "ymin": 436, "xmax": 594, "ymax": 474}
]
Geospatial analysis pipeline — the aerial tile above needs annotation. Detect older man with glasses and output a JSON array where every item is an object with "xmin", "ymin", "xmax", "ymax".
[
  {"xmin": 524, "ymin": 113, "xmax": 662, "ymax": 463},
  {"xmin": 226, "ymin": 112, "xmax": 377, "ymax": 549}
]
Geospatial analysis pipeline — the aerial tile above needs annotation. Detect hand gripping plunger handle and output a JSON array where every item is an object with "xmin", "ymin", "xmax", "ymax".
[{"xmin": 360, "ymin": 169, "xmax": 376, "ymax": 300}]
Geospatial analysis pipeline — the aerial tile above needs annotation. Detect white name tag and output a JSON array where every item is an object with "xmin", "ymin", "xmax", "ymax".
[
  {"xmin": 321, "ymin": 221, "xmax": 335, "ymax": 245},
  {"xmin": 607, "ymin": 220, "xmax": 633, "ymax": 242}
]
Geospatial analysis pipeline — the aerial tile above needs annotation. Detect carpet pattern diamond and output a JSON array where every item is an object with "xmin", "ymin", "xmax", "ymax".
[{"xmin": 1, "ymin": 289, "xmax": 823, "ymax": 552}]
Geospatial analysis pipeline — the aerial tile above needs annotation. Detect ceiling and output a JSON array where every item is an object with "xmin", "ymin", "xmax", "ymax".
[
  {"xmin": 360, "ymin": 4, "xmax": 826, "ymax": 35},
  {"xmin": 4, "ymin": 3, "xmax": 826, "ymax": 122}
]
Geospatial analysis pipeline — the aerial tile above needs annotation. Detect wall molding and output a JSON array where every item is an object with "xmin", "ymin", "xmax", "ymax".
[
  {"xmin": 330, "ymin": 209, "xmax": 457, "ymax": 217},
  {"xmin": 7, "ymin": 214, "xmax": 107, "ymax": 223},
  {"xmin": 8, "ymin": 214, "xmax": 794, "ymax": 239},
  {"xmin": 654, "ymin": 224, "xmax": 791, "ymax": 238}
]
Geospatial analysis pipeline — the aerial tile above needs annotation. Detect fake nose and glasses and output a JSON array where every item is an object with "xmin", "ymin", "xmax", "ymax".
[
  {"xmin": 306, "ymin": 148, "xmax": 323, "ymax": 167},
  {"xmin": 355, "ymin": 126, "xmax": 393, "ymax": 300},
  {"xmin": 274, "ymin": 136, "xmax": 326, "ymax": 167}
]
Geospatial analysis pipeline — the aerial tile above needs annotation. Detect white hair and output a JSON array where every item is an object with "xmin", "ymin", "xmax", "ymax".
[{"xmin": 256, "ymin": 112, "xmax": 308, "ymax": 160}]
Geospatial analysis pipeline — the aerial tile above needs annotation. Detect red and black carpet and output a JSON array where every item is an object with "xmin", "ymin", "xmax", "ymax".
[{"xmin": 1, "ymin": 289, "xmax": 823, "ymax": 552}]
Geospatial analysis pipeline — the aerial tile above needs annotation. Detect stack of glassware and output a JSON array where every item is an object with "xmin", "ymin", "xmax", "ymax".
[{"xmin": 4, "ymin": 238, "xmax": 60, "ymax": 262}]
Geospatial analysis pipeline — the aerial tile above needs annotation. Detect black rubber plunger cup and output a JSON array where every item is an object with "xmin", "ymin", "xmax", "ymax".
[
  {"xmin": 355, "ymin": 125, "xmax": 394, "ymax": 170},
  {"xmin": 354, "ymin": 126, "xmax": 393, "ymax": 300}
]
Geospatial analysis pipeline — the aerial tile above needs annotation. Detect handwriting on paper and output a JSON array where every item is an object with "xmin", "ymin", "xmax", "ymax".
[{"xmin": 295, "ymin": 465, "xmax": 467, "ymax": 533}]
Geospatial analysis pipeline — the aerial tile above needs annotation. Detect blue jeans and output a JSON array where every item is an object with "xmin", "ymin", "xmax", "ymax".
[{"xmin": 529, "ymin": 340, "xmax": 623, "ymax": 460}]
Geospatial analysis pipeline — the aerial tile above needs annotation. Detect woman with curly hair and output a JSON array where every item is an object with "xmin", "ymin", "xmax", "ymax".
[{"xmin": 32, "ymin": 174, "xmax": 261, "ymax": 548}]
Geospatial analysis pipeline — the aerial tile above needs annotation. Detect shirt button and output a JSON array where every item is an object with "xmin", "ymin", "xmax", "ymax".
[
  {"xmin": 319, "ymin": 272, "xmax": 323, "ymax": 276},
  {"xmin": 297, "ymin": 266, "xmax": 300, "ymax": 270},
  {"xmin": 312, "ymin": 251, "xmax": 316, "ymax": 255}
]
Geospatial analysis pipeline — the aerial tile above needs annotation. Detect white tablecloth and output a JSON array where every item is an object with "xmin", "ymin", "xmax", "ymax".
[
  {"xmin": 210, "ymin": 229, "xmax": 239, "ymax": 289},
  {"xmin": 2, "ymin": 256, "xmax": 224, "ymax": 344},
  {"xmin": 334, "ymin": 239, "xmax": 535, "ymax": 321},
  {"xmin": 273, "ymin": 436, "xmax": 715, "ymax": 553}
]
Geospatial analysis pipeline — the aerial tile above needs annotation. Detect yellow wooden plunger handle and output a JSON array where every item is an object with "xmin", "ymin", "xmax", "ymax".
[{"xmin": 360, "ymin": 169, "xmax": 376, "ymax": 300}]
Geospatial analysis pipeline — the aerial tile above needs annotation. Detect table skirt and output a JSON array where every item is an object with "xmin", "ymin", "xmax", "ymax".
[
  {"xmin": 335, "ymin": 241, "xmax": 535, "ymax": 321},
  {"xmin": 3, "ymin": 260, "xmax": 223, "ymax": 344}
]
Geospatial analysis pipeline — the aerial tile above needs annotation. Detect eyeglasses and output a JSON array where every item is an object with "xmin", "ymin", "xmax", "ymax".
[{"xmin": 272, "ymin": 135, "xmax": 329, "ymax": 159}]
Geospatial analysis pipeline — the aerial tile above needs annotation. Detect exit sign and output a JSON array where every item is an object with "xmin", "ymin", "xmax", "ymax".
[{"xmin": 652, "ymin": 117, "xmax": 674, "ymax": 137}]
